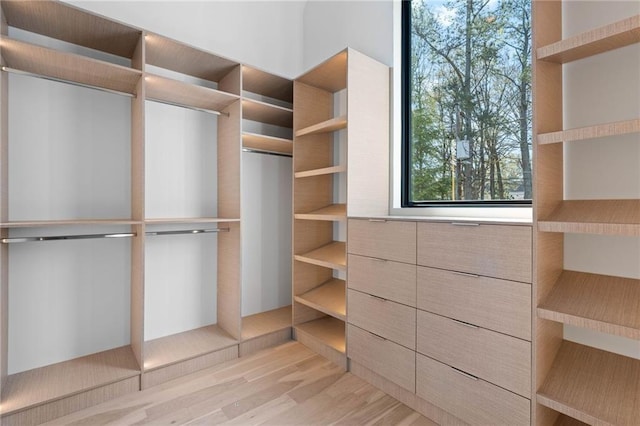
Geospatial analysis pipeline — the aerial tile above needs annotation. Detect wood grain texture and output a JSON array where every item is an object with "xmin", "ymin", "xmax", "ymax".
[
  {"xmin": 417, "ymin": 310, "xmax": 531, "ymax": 398},
  {"xmin": 144, "ymin": 217, "xmax": 240, "ymax": 225},
  {"xmin": 347, "ymin": 289, "xmax": 416, "ymax": 350},
  {"xmin": 145, "ymin": 33, "xmax": 238, "ymax": 82},
  {"xmin": 294, "ymin": 164, "xmax": 346, "ymax": 179},
  {"xmin": 217, "ymin": 221, "xmax": 242, "ymax": 340},
  {"xmin": 295, "ymin": 317, "xmax": 345, "ymax": 354},
  {"xmin": 537, "ymin": 14, "xmax": 640, "ymax": 63},
  {"xmin": 1, "ymin": 0, "xmax": 141, "ymax": 58},
  {"xmin": 242, "ymin": 98, "xmax": 293, "ymax": 128},
  {"xmin": 41, "ymin": 342, "xmax": 431, "ymax": 426},
  {"xmin": 294, "ymin": 203, "xmax": 346, "ymax": 221},
  {"xmin": 348, "ymin": 219, "xmax": 417, "ymax": 264},
  {"xmin": 347, "ymin": 324, "xmax": 415, "ymax": 393},
  {"xmin": 145, "ymin": 73, "xmax": 239, "ymax": 112},
  {"xmin": 241, "ymin": 65, "xmax": 292, "ymax": 102},
  {"xmin": 218, "ymin": 63, "xmax": 242, "ymax": 97},
  {"xmin": 0, "ymin": 346, "xmax": 140, "ymax": 415},
  {"xmin": 554, "ymin": 414, "xmax": 590, "ymax": 426},
  {"xmin": 242, "ymin": 132, "xmax": 292, "ymax": 155},
  {"xmin": 293, "ymin": 175, "xmax": 334, "ymax": 215},
  {"xmin": 297, "ymin": 49, "xmax": 347, "ymax": 93},
  {"xmin": 417, "ymin": 265, "xmax": 531, "ymax": 340},
  {"xmin": 0, "ymin": 37, "xmax": 142, "ymax": 94},
  {"xmin": 293, "ymin": 81, "xmax": 333, "ymax": 134},
  {"xmin": 295, "ymin": 279, "xmax": 346, "ymax": 321},
  {"xmin": 238, "ymin": 328, "xmax": 292, "ymax": 357},
  {"xmin": 416, "ymin": 353, "xmax": 530, "ymax": 426},
  {"xmin": 417, "ymin": 222, "xmax": 532, "ymax": 283},
  {"xmin": 539, "ymin": 199, "xmax": 640, "ymax": 236},
  {"xmin": 1, "ymin": 17, "xmax": 9, "ymax": 387},
  {"xmin": 295, "ymin": 115, "xmax": 347, "ymax": 137},
  {"xmin": 348, "ymin": 254, "xmax": 417, "ymax": 307},
  {"xmin": 537, "ymin": 118, "xmax": 640, "ymax": 144},
  {"xmin": 0, "ymin": 219, "xmax": 140, "ymax": 227},
  {"xmin": 294, "ymin": 241, "xmax": 346, "ymax": 271},
  {"xmin": 241, "ymin": 305, "xmax": 292, "ymax": 341},
  {"xmin": 217, "ymin": 100, "xmax": 241, "ymax": 220},
  {"xmin": 538, "ymin": 341, "xmax": 640, "ymax": 425}
]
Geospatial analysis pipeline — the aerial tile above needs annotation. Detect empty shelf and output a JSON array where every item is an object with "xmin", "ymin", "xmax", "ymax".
[
  {"xmin": 295, "ymin": 204, "xmax": 346, "ymax": 221},
  {"xmin": 144, "ymin": 324, "xmax": 238, "ymax": 371},
  {"xmin": 538, "ymin": 341, "xmax": 640, "ymax": 425},
  {"xmin": 144, "ymin": 217, "xmax": 240, "ymax": 225},
  {"xmin": 145, "ymin": 73, "xmax": 239, "ymax": 112},
  {"xmin": 538, "ymin": 14, "xmax": 640, "ymax": 63},
  {"xmin": 538, "ymin": 199, "xmax": 640, "ymax": 236},
  {"xmin": 241, "ymin": 306, "xmax": 292, "ymax": 341},
  {"xmin": 294, "ymin": 165, "xmax": 346, "ymax": 179},
  {"xmin": 0, "ymin": 346, "xmax": 140, "ymax": 415},
  {"xmin": 296, "ymin": 49, "xmax": 347, "ymax": 93},
  {"xmin": 295, "ymin": 317, "xmax": 346, "ymax": 354},
  {"xmin": 295, "ymin": 279, "xmax": 346, "ymax": 321},
  {"xmin": 242, "ymin": 99, "xmax": 293, "ymax": 128},
  {"xmin": 0, "ymin": 219, "xmax": 141, "ymax": 228},
  {"xmin": 537, "ymin": 118, "xmax": 640, "ymax": 145},
  {"xmin": 296, "ymin": 116, "xmax": 347, "ymax": 137},
  {"xmin": 538, "ymin": 270, "xmax": 640, "ymax": 340},
  {"xmin": 294, "ymin": 241, "xmax": 346, "ymax": 271},
  {"xmin": 242, "ymin": 132, "xmax": 292, "ymax": 155},
  {"xmin": 242, "ymin": 66, "xmax": 293, "ymax": 103},
  {"xmin": 553, "ymin": 415, "xmax": 589, "ymax": 426}
]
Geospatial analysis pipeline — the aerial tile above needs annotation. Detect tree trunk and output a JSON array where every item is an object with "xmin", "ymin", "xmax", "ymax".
[{"xmin": 462, "ymin": 0, "xmax": 474, "ymax": 200}]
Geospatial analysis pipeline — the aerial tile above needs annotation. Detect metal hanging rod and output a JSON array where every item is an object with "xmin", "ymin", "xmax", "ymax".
[
  {"xmin": 242, "ymin": 148, "xmax": 292, "ymax": 158},
  {"xmin": 147, "ymin": 97, "xmax": 230, "ymax": 117},
  {"xmin": 1, "ymin": 66, "xmax": 136, "ymax": 99},
  {"xmin": 1, "ymin": 232, "xmax": 136, "ymax": 244},
  {"xmin": 145, "ymin": 228, "xmax": 229, "ymax": 237}
]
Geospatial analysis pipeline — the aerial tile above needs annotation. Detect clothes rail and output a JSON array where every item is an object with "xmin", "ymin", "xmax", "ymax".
[
  {"xmin": 1, "ymin": 232, "xmax": 136, "ymax": 243},
  {"xmin": 1, "ymin": 66, "xmax": 136, "ymax": 98},
  {"xmin": 242, "ymin": 148, "xmax": 292, "ymax": 158},
  {"xmin": 146, "ymin": 97, "xmax": 230, "ymax": 117},
  {"xmin": 145, "ymin": 228, "xmax": 229, "ymax": 237}
]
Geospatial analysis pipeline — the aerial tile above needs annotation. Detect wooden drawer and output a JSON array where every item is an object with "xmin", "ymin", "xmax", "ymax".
[
  {"xmin": 347, "ymin": 254, "xmax": 416, "ymax": 307},
  {"xmin": 416, "ymin": 353, "xmax": 530, "ymax": 426},
  {"xmin": 347, "ymin": 324, "xmax": 415, "ymax": 392},
  {"xmin": 417, "ymin": 310, "xmax": 530, "ymax": 398},
  {"xmin": 417, "ymin": 222, "xmax": 532, "ymax": 283},
  {"xmin": 417, "ymin": 266, "xmax": 531, "ymax": 340},
  {"xmin": 347, "ymin": 219, "xmax": 416, "ymax": 264},
  {"xmin": 347, "ymin": 289, "xmax": 416, "ymax": 349}
]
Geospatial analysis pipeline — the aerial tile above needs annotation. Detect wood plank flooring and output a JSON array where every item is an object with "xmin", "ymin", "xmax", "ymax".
[{"xmin": 42, "ymin": 342, "xmax": 436, "ymax": 425}]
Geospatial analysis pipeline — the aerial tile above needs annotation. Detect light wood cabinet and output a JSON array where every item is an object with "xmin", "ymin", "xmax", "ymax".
[
  {"xmin": 347, "ymin": 219, "xmax": 416, "ymax": 264},
  {"xmin": 347, "ymin": 254, "xmax": 416, "ymax": 307}
]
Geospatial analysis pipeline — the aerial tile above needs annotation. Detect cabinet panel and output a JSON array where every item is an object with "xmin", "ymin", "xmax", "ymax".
[
  {"xmin": 347, "ymin": 324, "xmax": 415, "ymax": 393},
  {"xmin": 347, "ymin": 289, "xmax": 416, "ymax": 349},
  {"xmin": 416, "ymin": 353, "xmax": 530, "ymax": 426},
  {"xmin": 347, "ymin": 219, "xmax": 416, "ymax": 264},
  {"xmin": 417, "ymin": 266, "xmax": 531, "ymax": 340},
  {"xmin": 417, "ymin": 310, "xmax": 531, "ymax": 398},
  {"xmin": 347, "ymin": 254, "xmax": 416, "ymax": 307},
  {"xmin": 417, "ymin": 223, "xmax": 532, "ymax": 283}
]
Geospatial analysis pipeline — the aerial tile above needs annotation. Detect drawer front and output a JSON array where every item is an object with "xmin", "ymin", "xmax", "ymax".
[
  {"xmin": 417, "ymin": 222, "xmax": 532, "ymax": 283},
  {"xmin": 417, "ymin": 266, "xmax": 531, "ymax": 340},
  {"xmin": 348, "ymin": 219, "xmax": 416, "ymax": 264},
  {"xmin": 348, "ymin": 254, "xmax": 416, "ymax": 306},
  {"xmin": 416, "ymin": 353, "xmax": 530, "ymax": 426},
  {"xmin": 347, "ymin": 289, "xmax": 416, "ymax": 349},
  {"xmin": 417, "ymin": 310, "xmax": 531, "ymax": 398},
  {"xmin": 347, "ymin": 324, "xmax": 415, "ymax": 392}
]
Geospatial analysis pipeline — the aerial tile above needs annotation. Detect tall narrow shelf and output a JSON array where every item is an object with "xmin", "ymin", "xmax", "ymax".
[
  {"xmin": 294, "ymin": 204, "xmax": 346, "ymax": 221},
  {"xmin": 294, "ymin": 165, "xmax": 346, "ymax": 179},
  {"xmin": 295, "ymin": 116, "xmax": 347, "ymax": 137},
  {"xmin": 533, "ymin": 4, "xmax": 640, "ymax": 426},
  {"xmin": 294, "ymin": 279, "xmax": 346, "ymax": 321},
  {"xmin": 295, "ymin": 317, "xmax": 346, "ymax": 354},
  {"xmin": 294, "ymin": 241, "xmax": 346, "ymax": 271}
]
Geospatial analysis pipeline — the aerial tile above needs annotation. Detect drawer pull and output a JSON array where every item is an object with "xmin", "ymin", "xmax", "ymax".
[
  {"xmin": 370, "ymin": 294, "xmax": 388, "ymax": 302},
  {"xmin": 368, "ymin": 219, "xmax": 387, "ymax": 223},
  {"xmin": 452, "ymin": 271, "xmax": 480, "ymax": 279},
  {"xmin": 450, "ymin": 366, "xmax": 479, "ymax": 381},
  {"xmin": 372, "ymin": 257, "xmax": 388, "ymax": 263},
  {"xmin": 450, "ymin": 318, "xmax": 480, "ymax": 329},
  {"xmin": 451, "ymin": 222, "xmax": 480, "ymax": 226},
  {"xmin": 369, "ymin": 331, "xmax": 388, "ymax": 342}
]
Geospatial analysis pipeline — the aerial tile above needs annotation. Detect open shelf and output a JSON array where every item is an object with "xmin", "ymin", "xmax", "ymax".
[
  {"xmin": 145, "ymin": 33, "xmax": 238, "ymax": 83},
  {"xmin": 296, "ymin": 49, "xmax": 347, "ymax": 92},
  {"xmin": 554, "ymin": 415, "xmax": 589, "ymax": 426},
  {"xmin": 295, "ymin": 317, "xmax": 346, "ymax": 353},
  {"xmin": 538, "ymin": 270, "xmax": 640, "ymax": 340},
  {"xmin": 242, "ymin": 66, "xmax": 293, "ymax": 103},
  {"xmin": 144, "ymin": 217, "xmax": 240, "ymax": 225},
  {"xmin": 294, "ymin": 241, "xmax": 346, "ymax": 271},
  {"xmin": 295, "ymin": 116, "xmax": 347, "ymax": 137},
  {"xmin": 294, "ymin": 165, "xmax": 346, "ymax": 179},
  {"xmin": 241, "ymin": 305, "xmax": 292, "ymax": 341},
  {"xmin": 537, "ymin": 118, "xmax": 640, "ymax": 145},
  {"xmin": 143, "ymin": 324, "xmax": 238, "ymax": 371},
  {"xmin": 242, "ymin": 99, "xmax": 293, "ymax": 128},
  {"xmin": 145, "ymin": 73, "xmax": 239, "ymax": 112},
  {"xmin": 0, "ymin": 219, "xmax": 141, "ymax": 228},
  {"xmin": 537, "ymin": 341, "xmax": 640, "ymax": 425},
  {"xmin": 537, "ymin": 14, "xmax": 640, "ymax": 63},
  {"xmin": 538, "ymin": 199, "xmax": 640, "ymax": 236},
  {"xmin": 1, "ymin": 0, "xmax": 141, "ymax": 58},
  {"xmin": 242, "ymin": 132, "xmax": 292, "ymax": 155},
  {"xmin": 295, "ymin": 279, "xmax": 346, "ymax": 321},
  {"xmin": 0, "ymin": 345, "xmax": 140, "ymax": 416},
  {"xmin": 0, "ymin": 37, "xmax": 141, "ymax": 94},
  {"xmin": 294, "ymin": 204, "xmax": 346, "ymax": 221}
]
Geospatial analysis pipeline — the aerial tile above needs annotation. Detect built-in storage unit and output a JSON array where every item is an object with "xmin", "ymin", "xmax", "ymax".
[
  {"xmin": 0, "ymin": 1, "xmax": 293, "ymax": 424},
  {"xmin": 291, "ymin": 49, "xmax": 389, "ymax": 369},
  {"xmin": 533, "ymin": 3, "xmax": 640, "ymax": 425}
]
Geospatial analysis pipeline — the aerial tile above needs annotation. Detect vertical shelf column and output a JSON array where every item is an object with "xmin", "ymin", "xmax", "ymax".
[{"xmin": 0, "ymin": 4, "xmax": 8, "ymax": 391}]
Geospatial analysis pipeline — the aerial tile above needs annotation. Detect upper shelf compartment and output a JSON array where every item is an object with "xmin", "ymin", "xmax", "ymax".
[
  {"xmin": 145, "ymin": 73, "xmax": 239, "ymax": 112},
  {"xmin": 242, "ymin": 98, "xmax": 293, "ymax": 128},
  {"xmin": 242, "ymin": 66, "xmax": 293, "ymax": 104},
  {"xmin": 296, "ymin": 116, "xmax": 347, "ymax": 137},
  {"xmin": 538, "ymin": 199, "xmax": 640, "ymax": 236},
  {"xmin": 0, "ymin": 37, "xmax": 141, "ymax": 95},
  {"xmin": 537, "ymin": 14, "xmax": 640, "ymax": 63},
  {"xmin": 537, "ymin": 118, "xmax": 640, "ymax": 145},
  {"xmin": 297, "ymin": 49, "xmax": 347, "ymax": 93},
  {"xmin": 1, "ymin": 0, "xmax": 141, "ymax": 59}
]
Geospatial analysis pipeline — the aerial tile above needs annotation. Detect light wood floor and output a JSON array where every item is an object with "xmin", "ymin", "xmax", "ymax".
[{"xmin": 42, "ymin": 341, "xmax": 436, "ymax": 426}]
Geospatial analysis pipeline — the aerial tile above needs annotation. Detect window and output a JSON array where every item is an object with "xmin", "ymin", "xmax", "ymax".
[{"xmin": 402, "ymin": 0, "xmax": 532, "ymax": 206}]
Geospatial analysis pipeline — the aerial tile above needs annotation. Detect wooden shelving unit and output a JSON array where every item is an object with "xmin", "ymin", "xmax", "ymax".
[
  {"xmin": 294, "ymin": 165, "xmax": 346, "ymax": 179},
  {"xmin": 0, "ymin": 219, "xmax": 141, "ymax": 228},
  {"xmin": 145, "ymin": 73, "xmax": 239, "ymax": 112},
  {"xmin": 533, "ymin": 4, "xmax": 640, "ymax": 425},
  {"xmin": 241, "ymin": 132, "xmax": 292, "ymax": 156},
  {"xmin": 241, "ymin": 305, "xmax": 291, "ymax": 341},
  {"xmin": 294, "ymin": 241, "xmax": 346, "ymax": 271},
  {"xmin": 242, "ymin": 99, "xmax": 292, "ymax": 128},
  {"xmin": 295, "ymin": 116, "xmax": 347, "ymax": 137},
  {"xmin": 295, "ymin": 317, "xmax": 346, "ymax": 353},
  {"xmin": 144, "ymin": 217, "xmax": 240, "ymax": 225},
  {"xmin": 294, "ymin": 279, "xmax": 346, "ymax": 321},
  {"xmin": 294, "ymin": 204, "xmax": 346, "ymax": 221}
]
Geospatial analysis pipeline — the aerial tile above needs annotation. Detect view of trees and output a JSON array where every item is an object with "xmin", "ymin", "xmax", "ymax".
[{"xmin": 409, "ymin": 0, "xmax": 532, "ymax": 202}]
